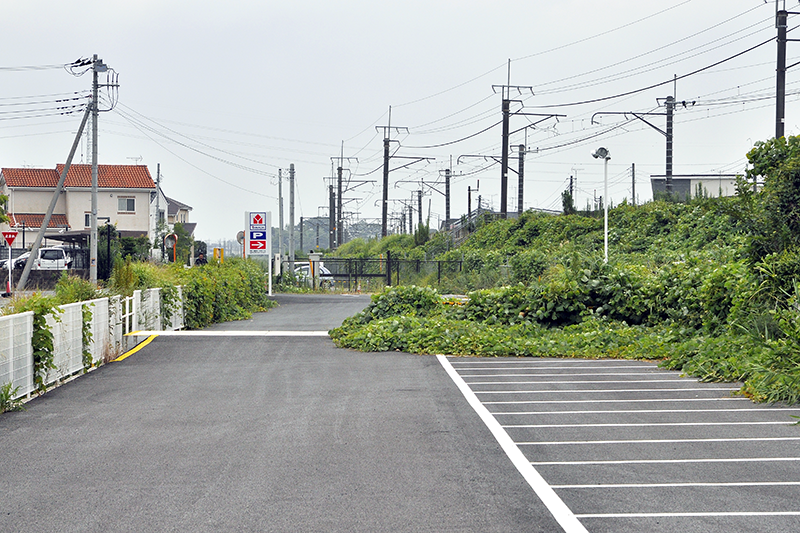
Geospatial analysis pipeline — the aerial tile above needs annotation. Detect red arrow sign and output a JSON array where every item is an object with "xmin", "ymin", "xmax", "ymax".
[
  {"xmin": 2, "ymin": 231, "xmax": 17, "ymax": 246},
  {"xmin": 249, "ymin": 240, "xmax": 266, "ymax": 249}
]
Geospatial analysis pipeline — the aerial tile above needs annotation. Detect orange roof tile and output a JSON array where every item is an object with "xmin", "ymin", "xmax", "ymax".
[
  {"xmin": 2, "ymin": 164, "xmax": 156, "ymax": 189},
  {"xmin": 9, "ymin": 213, "xmax": 70, "ymax": 229}
]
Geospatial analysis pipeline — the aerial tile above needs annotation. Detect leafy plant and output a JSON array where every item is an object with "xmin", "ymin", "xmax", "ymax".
[{"xmin": 0, "ymin": 382, "xmax": 24, "ymax": 413}]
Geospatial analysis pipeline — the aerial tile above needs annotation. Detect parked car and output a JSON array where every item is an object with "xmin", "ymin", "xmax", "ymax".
[
  {"xmin": 294, "ymin": 263, "xmax": 333, "ymax": 288},
  {"xmin": 13, "ymin": 248, "xmax": 71, "ymax": 270}
]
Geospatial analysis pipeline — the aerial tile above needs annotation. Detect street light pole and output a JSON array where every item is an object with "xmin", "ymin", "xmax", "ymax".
[{"xmin": 592, "ymin": 147, "xmax": 611, "ymax": 263}]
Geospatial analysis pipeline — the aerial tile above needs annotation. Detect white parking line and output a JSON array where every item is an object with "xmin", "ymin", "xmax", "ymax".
[
  {"xmin": 437, "ymin": 355, "xmax": 589, "ymax": 533},
  {"xmin": 460, "ymin": 372, "xmax": 681, "ymax": 377},
  {"xmin": 475, "ymin": 387, "xmax": 739, "ymax": 394},
  {"xmin": 576, "ymin": 511, "xmax": 800, "ymax": 518},
  {"xmin": 504, "ymin": 421, "xmax": 792, "ymax": 428},
  {"xmin": 484, "ymin": 398, "xmax": 749, "ymax": 405},
  {"xmin": 532, "ymin": 457, "xmax": 800, "ymax": 466},
  {"xmin": 518, "ymin": 437, "xmax": 800, "ymax": 446},
  {"xmin": 492, "ymin": 408, "xmax": 800, "ymax": 415},
  {"xmin": 554, "ymin": 481, "xmax": 800, "ymax": 489},
  {"xmin": 466, "ymin": 379, "xmax": 693, "ymax": 385}
]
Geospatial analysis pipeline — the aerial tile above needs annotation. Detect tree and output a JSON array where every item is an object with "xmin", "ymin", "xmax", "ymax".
[
  {"xmin": 172, "ymin": 222, "xmax": 194, "ymax": 265},
  {"xmin": 743, "ymin": 135, "xmax": 800, "ymax": 260},
  {"xmin": 561, "ymin": 190, "xmax": 576, "ymax": 215}
]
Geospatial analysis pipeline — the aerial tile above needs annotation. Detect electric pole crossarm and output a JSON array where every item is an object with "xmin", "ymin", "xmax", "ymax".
[
  {"xmin": 509, "ymin": 114, "xmax": 566, "ymax": 136},
  {"xmin": 592, "ymin": 111, "xmax": 667, "ymax": 136}
]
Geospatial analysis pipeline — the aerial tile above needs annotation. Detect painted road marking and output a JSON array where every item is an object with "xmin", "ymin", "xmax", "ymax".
[
  {"xmin": 554, "ymin": 481, "xmax": 800, "ymax": 489},
  {"xmin": 437, "ymin": 354, "xmax": 589, "ymax": 533},
  {"xmin": 474, "ymin": 387, "xmax": 740, "ymax": 394},
  {"xmin": 575, "ymin": 511, "xmax": 800, "ymax": 518},
  {"xmin": 484, "ymin": 398, "xmax": 749, "ymax": 405},
  {"xmin": 518, "ymin": 436, "xmax": 800, "ymax": 446},
  {"xmin": 461, "ymin": 372, "xmax": 682, "ymax": 377},
  {"xmin": 492, "ymin": 408, "xmax": 800, "ymax": 415},
  {"xmin": 113, "ymin": 335, "xmax": 158, "ymax": 362},
  {"xmin": 466, "ymin": 379, "xmax": 693, "ymax": 385},
  {"xmin": 531, "ymin": 457, "xmax": 800, "ymax": 466},
  {"xmin": 504, "ymin": 421, "xmax": 793, "ymax": 428}
]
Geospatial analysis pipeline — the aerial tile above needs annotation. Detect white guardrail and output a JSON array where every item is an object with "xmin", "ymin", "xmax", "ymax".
[{"xmin": 0, "ymin": 287, "xmax": 184, "ymax": 400}]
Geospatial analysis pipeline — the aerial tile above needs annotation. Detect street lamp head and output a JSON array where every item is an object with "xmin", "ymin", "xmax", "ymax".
[{"xmin": 591, "ymin": 147, "xmax": 610, "ymax": 160}]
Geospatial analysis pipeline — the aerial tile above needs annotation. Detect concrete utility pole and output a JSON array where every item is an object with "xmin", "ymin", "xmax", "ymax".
[
  {"xmin": 445, "ymin": 168, "xmax": 451, "ymax": 225},
  {"xmin": 517, "ymin": 144, "xmax": 525, "ymax": 214},
  {"xmin": 665, "ymin": 95, "xmax": 675, "ymax": 194},
  {"xmin": 417, "ymin": 189, "xmax": 423, "ymax": 228},
  {"xmin": 329, "ymin": 185, "xmax": 336, "ymax": 250},
  {"xmin": 777, "ymin": 4, "xmax": 788, "ymax": 139},
  {"xmin": 90, "ymin": 55, "xmax": 101, "ymax": 285},
  {"xmin": 336, "ymin": 164, "xmax": 343, "ymax": 247},
  {"xmin": 289, "ymin": 163, "xmax": 295, "ymax": 266},
  {"xmin": 156, "ymin": 163, "xmax": 162, "ymax": 260},
  {"xmin": 278, "ymin": 169, "xmax": 284, "ymax": 259},
  {"xmin": 631, "ymin": 163, "xmax": 636, "ymax": 206},
  {"xmin": 593, "ymin": 93, "xmax": 692, "ymax": 197}
]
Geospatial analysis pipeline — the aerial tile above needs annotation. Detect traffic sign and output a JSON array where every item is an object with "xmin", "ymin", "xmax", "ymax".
[{"xmin": 2, "ymin": 231, "xmax": 17, "ymax": 246}]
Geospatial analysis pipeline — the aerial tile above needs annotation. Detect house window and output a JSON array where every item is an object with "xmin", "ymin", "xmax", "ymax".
[
  {"xmin": 118, "ymin": 197, "xmax": 135, "ymax": 213},
  {"xmin": 85, "ymin": 213, "xmax": 91, "ymax": 227}
]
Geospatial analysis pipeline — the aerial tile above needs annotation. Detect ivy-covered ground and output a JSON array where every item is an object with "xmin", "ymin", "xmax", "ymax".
[{"xmin": 331, "ymin": 137, "xmax": 800, "ymax": 405}]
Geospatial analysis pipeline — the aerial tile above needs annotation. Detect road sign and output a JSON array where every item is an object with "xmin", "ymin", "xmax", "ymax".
[
  {"xmin": 2, "ymin": 231, "xmax": 17, "ymax": 246},
  {"xmin": 244, "ymin": 211, "xmax": 271, "ymax": 257}
]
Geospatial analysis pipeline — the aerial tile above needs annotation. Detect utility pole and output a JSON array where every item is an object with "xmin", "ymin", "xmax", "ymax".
[
  {"xmin": 90, "ymin": 55, "xmax": 101, "ymax": 284},
  {"xmin": 278, "ymin": 169, "xmax": 284, "ymax": 259},
  {"xmin": 517, "ymin": 144, "xmax": 525, "ymax": 215},
  {"xmin": 500, "ymin": 95, "xmax": 511, "ymax": 217},
  {"xmin": 445, "ymin": 168, "xmax": 451, "ymax": 225},
  {"xmin": 593, "ymin": 95, "xmax": 692, "ymax": 197},
  {"xmin": 336, "ymin": 164, "xmax": 343, "ymax": 248},
  {"xmin": 665, "ymin": 95, "xmax": 675, "ymax": 193},
  {"xmin": 631, "ymin": 163, "xmax": 636, "ymax": 206},
  {"xmin": 417, "ymin": 189, "xmax": 423, "ymax": 228},
  {"xmin": 329, "ymin": 185, "xmax": 336, "ymax": 250},
  {"xmin": 377, "ymin": 107, "xmax": 431, "ymax": 237},
  {"xmin": 289, "ymin": 163, "xmax": 295, "ymax": 267},
  {"xmin": 777, "ymin": 3, "xmax": 788, "ymax": 139},
  {"xmin": 156, "ymin": 163, "xmax": 163, "ymax": 261},
  {"xmin": 300, "ymin": 216, "xmax": 303, "ymax": 252}
]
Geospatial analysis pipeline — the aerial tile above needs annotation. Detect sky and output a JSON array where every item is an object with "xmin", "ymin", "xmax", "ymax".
[{"xmin": 2, "ymin": 0, "xmax": 799, "ymax": 242}]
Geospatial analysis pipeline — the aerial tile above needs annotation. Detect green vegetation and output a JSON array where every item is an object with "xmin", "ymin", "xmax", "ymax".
[{"xmin": 331, "ymin": 136, "xmax": 800, "ymax": 404}]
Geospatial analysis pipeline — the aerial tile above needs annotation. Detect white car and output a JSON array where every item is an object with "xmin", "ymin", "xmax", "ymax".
[
  {"xmin": 294, "ymin": 263, "xmax": 333, "ymax": 288},
  {"xmin": 14, "ymin": 248, "xmax": 71, "ymax": 270}
]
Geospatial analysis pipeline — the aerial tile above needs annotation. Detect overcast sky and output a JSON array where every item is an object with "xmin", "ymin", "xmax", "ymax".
[{"xmin": 2, "ymin": 0, "xmax": 798, "ymax": 242}]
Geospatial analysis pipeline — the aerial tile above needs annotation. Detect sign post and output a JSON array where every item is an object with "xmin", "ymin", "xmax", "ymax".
[
  {"xmin": 2, "ymin": 231, "xmax": 18, "ymax": 295},
  {"xmin": 244, "ymin": 211, "xmax": 272, "ymax": 296}
]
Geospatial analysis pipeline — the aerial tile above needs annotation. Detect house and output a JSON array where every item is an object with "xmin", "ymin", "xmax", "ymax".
[{"xmin": 0, "ymin": 164, "xmax": 156, "ymax": 248}]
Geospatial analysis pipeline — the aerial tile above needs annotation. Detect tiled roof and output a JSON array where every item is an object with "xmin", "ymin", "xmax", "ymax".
[
  {"xmin": 2, "ymin": 164, "xmax": 156, "ymax": 189},
  {"xmin": 9, "ymin": 213, "xmax": 70, "ymax": 229}
]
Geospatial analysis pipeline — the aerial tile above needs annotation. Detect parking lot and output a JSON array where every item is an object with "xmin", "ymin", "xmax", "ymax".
[{"xmin": 442, "ymin": 356, "xmax": 800, "ymax": 533}]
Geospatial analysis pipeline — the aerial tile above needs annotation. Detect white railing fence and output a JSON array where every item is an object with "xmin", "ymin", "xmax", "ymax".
[{"xmin": 0, "ymin": 287, "xmax": 184, "ymax": 401}]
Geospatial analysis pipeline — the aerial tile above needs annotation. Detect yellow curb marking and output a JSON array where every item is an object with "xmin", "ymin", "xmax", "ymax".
[{"xmin": 113, "ymin": 334, "xmax": 159, "ymax": 362}]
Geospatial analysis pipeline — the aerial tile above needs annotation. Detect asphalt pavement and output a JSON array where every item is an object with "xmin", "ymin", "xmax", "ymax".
[
  {"xmin": 0, "ymin": 294, "xmax": 562, "ymax": 532},
  {"xmin": 3, "ymin": 293, "xmax": 799, "ymax": 532}
]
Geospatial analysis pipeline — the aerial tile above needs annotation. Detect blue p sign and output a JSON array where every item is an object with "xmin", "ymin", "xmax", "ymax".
[{"xmin": 250, "ymin": 231, "xmax": 266, "ymax": 240}]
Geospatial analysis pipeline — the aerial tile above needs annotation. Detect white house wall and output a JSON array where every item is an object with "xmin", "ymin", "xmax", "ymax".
[{"xmin": 65, "ymin": 189, "xmax": 152, "ymax": 234}]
